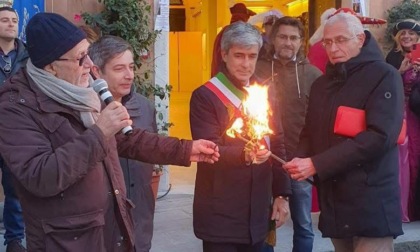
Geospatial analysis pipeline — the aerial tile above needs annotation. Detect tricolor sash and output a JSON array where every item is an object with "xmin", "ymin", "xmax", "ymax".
[
  {"xmin": 204, "ymin": 72, "xmax": 270, "ymax": 149},
  {"xmin": 204, "ymin": 72, "xmax": 244, "ymax": 114}
]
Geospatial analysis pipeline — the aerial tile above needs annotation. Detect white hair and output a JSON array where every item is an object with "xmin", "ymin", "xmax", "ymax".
[
  {"xmin": 309, "ymin": 8, "xmax": 336, "ymax": 45},
  {"xmin": 324, "ymin": 12, "xmax": 364, "ymax": 37}
]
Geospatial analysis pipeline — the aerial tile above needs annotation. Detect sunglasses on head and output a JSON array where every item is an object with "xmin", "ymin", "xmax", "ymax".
[{"xmin": 2, "ymin": 55, "xmax": 11, "ymax": 73}]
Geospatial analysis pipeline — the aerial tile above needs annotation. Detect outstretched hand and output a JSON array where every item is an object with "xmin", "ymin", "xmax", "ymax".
[{"xmin": 190, "ymin": 139, "xmax": 220, "ymax": 164}]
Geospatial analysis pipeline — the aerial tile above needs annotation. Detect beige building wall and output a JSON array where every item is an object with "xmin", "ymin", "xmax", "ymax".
[{"xmin": 45, "ymin": 0, "xmax": 103, "ymax": 23}]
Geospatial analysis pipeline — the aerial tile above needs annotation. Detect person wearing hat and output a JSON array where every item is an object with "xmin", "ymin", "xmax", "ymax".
[
  {"xmin": 386, "ymin": 19, "xmax": 420, "ymax": 71},
  {"xmin": 211, "ymin": 3, "xmax": 256, "ymax": 77},
  {"xmin": 307, "ymin": 8, "xmax": 337, "ymax": 74},
  {"xmin": 0, "ymin": 5, "xmax": 28, "ymax": 252},
  {"xmin": 258, "ymin": 12, "xmax": 282, "ymax": 60},
  {"xmin": 0, "ymin": 12, "xmax": 220, "ymax": 251},
  {"xmin": 284, "ymin": 11, "xmax": 404, "ymax": 251},
  {"xmin": 386, "ymin": 19, "xmax": 420, "ymax": 223}
]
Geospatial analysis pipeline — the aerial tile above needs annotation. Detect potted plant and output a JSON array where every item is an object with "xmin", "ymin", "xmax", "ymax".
[{"xmin": 82, "ymin": 0, "xmax": 172, "ymax": 197}]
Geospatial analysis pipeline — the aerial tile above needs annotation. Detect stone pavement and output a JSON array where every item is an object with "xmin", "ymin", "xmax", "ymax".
[
  {"xmin": 0, "ymin": 164, "xmax": 418, "ymax": 252},
  {"xmin": 150, "ymin": 193, "xmax": 420, "ymax": 252},
  {"xmin": 150, "ymin": 166, "xmax": 420, "ymax": 252}
]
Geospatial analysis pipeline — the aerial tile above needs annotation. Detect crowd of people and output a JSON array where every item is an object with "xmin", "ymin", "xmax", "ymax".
[{"xmin": 0, "ymin": 2, "xmax": 418, "ymax": 252}]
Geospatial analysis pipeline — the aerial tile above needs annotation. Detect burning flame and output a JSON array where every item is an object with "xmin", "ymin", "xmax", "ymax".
[
  {"xmin": 226, "ymin": 83, "xmax": 273, "ymax": 140},
  {"xmin": 226, "ymin": 118, "xmax": 244, "ymax": 138}
]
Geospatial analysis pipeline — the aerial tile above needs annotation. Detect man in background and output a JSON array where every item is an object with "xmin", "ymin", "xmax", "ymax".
[
  {"xmin": 89, "ymin": 35, "xmax": 158, "ymax": 252},
  {"xmin": 211, "ymin": 3, "xmax": 256, "ymax": 76},
  {"xmin": 0, "ymin": 6, "xmax": 28, "ymax": 252},
  {"xmin": 255, "ymin": 16, "xmax": 322, "ymax": 252}
]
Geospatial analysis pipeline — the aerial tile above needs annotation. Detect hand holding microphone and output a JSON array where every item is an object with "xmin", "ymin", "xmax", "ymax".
[{"xmin": 92, "ymin": 79, "xmax": 133, "ymax": 136}]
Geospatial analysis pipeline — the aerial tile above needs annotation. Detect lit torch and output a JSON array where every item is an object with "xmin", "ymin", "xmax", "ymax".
[{"xmin": 226, "ymin": 84, "xmax": 286, "ymax": 165}]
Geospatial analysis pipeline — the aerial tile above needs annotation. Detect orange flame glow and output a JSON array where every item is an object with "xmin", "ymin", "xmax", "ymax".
[
  {"xmin": 226, "ymin": 118, "xmax": 244, "ymax": 138},
  {"xmin": 226, "ymin": 83, "xmax": 273, "ymax": 140}
]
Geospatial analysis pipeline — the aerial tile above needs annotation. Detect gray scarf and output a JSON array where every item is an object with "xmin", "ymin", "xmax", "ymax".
[{"xmin": 26, "ymin": 59, "xmax": 101, "ymax": 128}]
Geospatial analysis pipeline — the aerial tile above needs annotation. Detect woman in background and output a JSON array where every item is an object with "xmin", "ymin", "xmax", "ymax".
[{"xmin": 386, "ymin": 19, "xmax": 420, "ymax": 222}]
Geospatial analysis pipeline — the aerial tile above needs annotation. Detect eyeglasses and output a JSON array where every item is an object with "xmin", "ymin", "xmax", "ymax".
[
  {"xmin": 56, "ymin": 54, "xmax": 89, "ymax": 66},
  {"xmin": 276, "ymin": 34, "xmax": 302, "ymax": 42},
  {"xmin": 2, "ymin": 55, "xmax": 11, "ymax": 74},
  {"xmin": 322, "ymin": 36, "xmax": 356, "ymax": 48}
]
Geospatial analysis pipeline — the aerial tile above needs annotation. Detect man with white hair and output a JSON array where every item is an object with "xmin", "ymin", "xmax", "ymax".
[{"xmin": 284, "ymin": 11, "xmax": 404, "ymax": 251}]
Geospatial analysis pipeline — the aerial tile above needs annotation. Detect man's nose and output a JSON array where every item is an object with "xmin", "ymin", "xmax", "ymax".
[
  {"xmin": 329, "ymin": 41, "xmax": 339, "ymax": 52},
  {"xmin": 84, "ymin": 55, "xmax": 94, "ymax": 67},
  {"xmin": 125, "ymin": 70, "xmax": 134, "ymax": 79}
]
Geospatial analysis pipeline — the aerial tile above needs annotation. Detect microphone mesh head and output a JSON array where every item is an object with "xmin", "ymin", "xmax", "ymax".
[{"xmin": 91, "ymin": 79, "xmax": 108, "ymax": 93}]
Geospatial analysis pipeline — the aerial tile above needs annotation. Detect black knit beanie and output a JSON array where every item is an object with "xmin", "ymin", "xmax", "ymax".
[{"xmin": 26, "ymin": 12, "xmax": 86, "ymax": 69}]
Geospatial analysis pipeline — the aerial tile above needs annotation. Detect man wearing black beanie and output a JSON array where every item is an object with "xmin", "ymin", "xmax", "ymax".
[{"xmin": 0, "ymin": 12, "xmax": 220, "ymax": 251}]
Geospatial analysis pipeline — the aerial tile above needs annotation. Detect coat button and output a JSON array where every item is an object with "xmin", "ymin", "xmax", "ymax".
[
  {"xmin": 344, "ymin": 224, "xmax": 350, "ymax": 229},
  {"xmin": 115, "ymin": 189, "xmax": 120, "ymax": 195},
  {"xmin": 19, "ymin": 98, "xmax": 25, "ymax": 103},
  {"xmin": 116, "ymin": 242, "xmax": 121, "ymax": 247},
  {"xmin": 74, "ymin": 236, "xmax": 78, "ymax": 240}
]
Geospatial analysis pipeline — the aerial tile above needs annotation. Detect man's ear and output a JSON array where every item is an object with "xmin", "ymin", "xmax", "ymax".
[
  {"xmin": 221, "ymin": 50, "xmax": 228, "ymax": 63},
  {"xmin": 43, "ymin": 63, "xmax": 57, "ymax": 76},
  {"xmin": 90, "ymin": 65, "xmax": 101, "ymax": 79},
  {"xmin": 357, "ymin": 33, "xmax": 366, "ymax": 48}
]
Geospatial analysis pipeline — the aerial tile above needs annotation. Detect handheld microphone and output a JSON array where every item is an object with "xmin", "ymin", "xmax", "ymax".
[{"xmin": 92, "ymin": 79, "xmax": 133, "ymax": 135}]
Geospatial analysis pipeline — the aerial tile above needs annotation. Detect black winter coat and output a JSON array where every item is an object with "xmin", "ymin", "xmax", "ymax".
[
  {"xmin": 297, "ymin": 31, "xmax": 404, "ymax": 238},
  {"xmin": 190, "ymin": 73, "xmax": 291, "ymax": 244}
]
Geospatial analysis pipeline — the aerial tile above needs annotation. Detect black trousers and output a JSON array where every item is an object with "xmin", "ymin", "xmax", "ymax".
[{"xmin": 202, "ymin": 240, "xmax": 264, "ymax": 252}]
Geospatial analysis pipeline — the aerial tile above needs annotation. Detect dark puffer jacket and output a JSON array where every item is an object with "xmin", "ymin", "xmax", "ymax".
[{"xmin": 297, "ymin": 31, "xmax": 404, "ymax": 238}]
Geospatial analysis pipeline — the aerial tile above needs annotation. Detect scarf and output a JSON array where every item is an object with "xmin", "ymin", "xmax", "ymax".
[{"xmin": 26, "ymin": 59, "xmax": 101, "ymax": 128}]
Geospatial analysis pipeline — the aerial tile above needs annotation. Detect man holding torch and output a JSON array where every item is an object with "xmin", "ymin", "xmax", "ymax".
[
  {"xmin": 190, "ymin": 21, "xmax": 291, "ymax": 252},
  {"xmin": 284, "ymin": 11, "xmax": 403, "ymax": 251}
]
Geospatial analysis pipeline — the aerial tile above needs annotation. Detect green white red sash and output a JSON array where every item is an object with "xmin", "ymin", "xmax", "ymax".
[
  {"xmin": 204, "ymin": 72, "xmax": 270, "ymax": 149},
  {"xmin": 204, "ymin": 72, "xmax": 244, "ymax": 113}
]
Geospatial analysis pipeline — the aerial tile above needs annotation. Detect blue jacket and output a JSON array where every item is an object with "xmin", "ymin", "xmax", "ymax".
[{"xmin": 0, "ymin": 38, "xmax": 28, "ymax": 84}]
